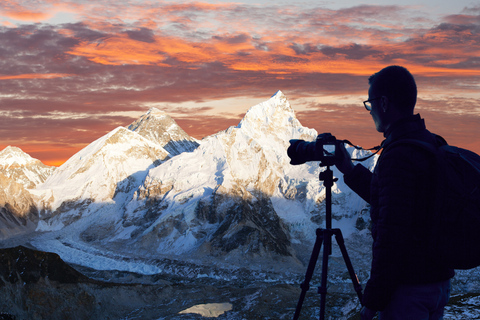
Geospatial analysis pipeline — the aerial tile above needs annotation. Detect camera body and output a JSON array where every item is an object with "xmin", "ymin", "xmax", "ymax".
[{"xmin": 287, "ymin": 133, "xmax": 342, "ymax": 167}]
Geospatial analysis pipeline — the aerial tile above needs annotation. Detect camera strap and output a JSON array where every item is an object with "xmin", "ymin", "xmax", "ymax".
[{"xmin": 340, "ymin": 139, "xmax": 384, "ymax": 162}]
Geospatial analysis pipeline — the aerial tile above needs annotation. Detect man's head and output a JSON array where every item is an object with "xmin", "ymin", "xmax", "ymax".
[{"xmin": 367, "ymin": 66, "xmax": 417, "ymax": 133}]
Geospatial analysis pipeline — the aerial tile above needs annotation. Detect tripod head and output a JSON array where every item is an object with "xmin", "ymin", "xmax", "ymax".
[{"xmin": 319, "ymin": 165, "xmax": 338, "ymax": 232}]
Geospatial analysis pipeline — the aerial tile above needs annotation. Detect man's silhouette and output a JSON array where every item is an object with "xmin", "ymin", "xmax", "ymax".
[{"xmin": 337, "ymin": 66, "xmax": 454, "ymax": 320}]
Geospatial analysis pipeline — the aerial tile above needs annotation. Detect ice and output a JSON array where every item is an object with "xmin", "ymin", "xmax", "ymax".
[
  {"xmin": 31, "ymin": 237, "xmax": 162, "ymax": 275},
  {"xmin": 178, "ymin": 303, "xmax": 233, "ymax": 318}
]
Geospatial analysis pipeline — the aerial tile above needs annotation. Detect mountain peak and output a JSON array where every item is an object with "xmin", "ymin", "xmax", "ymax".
[
  {"xmin": 146, "ymin": 107, "xmax": 167, "ymax": 116},
  {"xmin": 0, "ymin": 146, "xmax": 55, "ymax": 189},
  {"xmin": 0, "ymin": 146, "xmax": 37, "ymax": 167},
  {"xmin": 270, "ymin": 89, "xmax": 286, "ymax": 101},
  {"xmin": 128, "ymin": 108, "xmax": 199, "ymax": 156},
  {"xmin": 237, "ymin": 91, "xmax": 302, "ymax": 136}
]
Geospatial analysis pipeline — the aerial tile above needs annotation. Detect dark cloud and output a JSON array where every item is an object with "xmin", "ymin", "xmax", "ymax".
[
  {"xmin": 320, "ymin": 44, "xmax": 381, "ymax": 60},
  {"xmin": 0, "ymin": 25, "xmax": 74, "ymax": 75},
  {"xmin": 290, "ymin": 43, "xmax": 321, "ymax": 55},
  {"xmin": 125, "ymin": 27, "xmax": 155, "ymax": 43},
  {"xmin": 334, "ymin": 4, "xmax": 402, "ymax": 17},
  {"xmin": 63, "ymin": 22, "xmax": 108, "ymax": 41},
  {"xmin": 213, "ymin": 33, "xmax": 250, "ymax": 44}
]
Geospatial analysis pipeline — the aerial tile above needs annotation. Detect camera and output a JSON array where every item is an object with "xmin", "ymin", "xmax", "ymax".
[{"xmin": 287, "ymin": 133, "xmax": 342, "ymax": 166}]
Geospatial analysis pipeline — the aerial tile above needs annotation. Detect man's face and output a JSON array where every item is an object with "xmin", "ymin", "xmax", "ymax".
[{"xmin": 368, "ymin": 86, "xmax": 386, "ymax": 133}]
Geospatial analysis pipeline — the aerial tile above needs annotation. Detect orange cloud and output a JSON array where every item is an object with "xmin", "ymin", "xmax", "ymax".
[
  {"xmin": 67, "ymin": 33, "xmax": 219, "ymax": 67},
  {"xmin": 1, "ymin": 0, "xmax": 83, "ymax": 23},
  {"xmin": 66, "ymin": 31, "xmax": 480, "ymax": 80},
  {"xmin": 1, "ymin": 0, "xmax": 52, "ymax": 22},
  {"xmin": 60, "ymin": 2, "xmax": 480, "ymax": 79},
  {"xmin": 4, "ymin": 10, "xmax": 51, "ymax": 21}
]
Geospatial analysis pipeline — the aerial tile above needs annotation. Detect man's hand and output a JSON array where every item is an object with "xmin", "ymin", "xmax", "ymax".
[
  {"xmin": 360, "ymin": 307, "xmax": 377, "ymax": 320},
  {"xmin": 335, "ymin": 143, "xmax": 355, "ymax": 175}
]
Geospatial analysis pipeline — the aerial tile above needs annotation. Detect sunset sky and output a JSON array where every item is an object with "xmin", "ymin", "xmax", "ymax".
[{"xmin": 1, "ymin": 0, "xmax": 479, "ymax": 166}]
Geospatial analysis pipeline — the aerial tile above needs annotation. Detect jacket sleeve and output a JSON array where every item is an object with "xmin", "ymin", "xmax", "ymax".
[{"xmin": 343, "ymin": 163, "xmax": 372, "ymax": 204}]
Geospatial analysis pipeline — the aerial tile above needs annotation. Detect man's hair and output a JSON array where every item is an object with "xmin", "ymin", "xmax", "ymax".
[{"xmin": 368, "ymin": 65, "xmax": 417, "ymax": 114}]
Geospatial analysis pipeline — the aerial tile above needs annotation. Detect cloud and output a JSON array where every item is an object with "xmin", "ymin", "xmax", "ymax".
[
  {"xmin": 0, "ymin": 73, "xmax": 73, "ymax": 80},
  {"xmin": 1, "ymin": 0, "xmax": 51, "ymax": 22},
  {"xmin": 3, "ymin": 10, "xmax": 51, "ymax": 22},
  {"xmin": 320, "ymin": 44, "xmax": 382, "ymax": 60},
  {"xmin": 0, "ymin": 0, "xmax": 83, "ymax": 23},
  {"xmin": 0, "ymin": 1, "xmax": 479, "ymax": 164},
  {"xmin": 125, "ymin": 27, "xmax": 156, "ymax": 43}
]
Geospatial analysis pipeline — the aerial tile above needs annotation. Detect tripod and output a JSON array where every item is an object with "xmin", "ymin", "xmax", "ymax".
[{"xmin": 293, "ymin": 164, "xmax": 363, "ymax": 320}]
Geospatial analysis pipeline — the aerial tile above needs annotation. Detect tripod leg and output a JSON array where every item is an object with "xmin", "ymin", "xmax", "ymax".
[
  {"xmin": 318, "ymin": 229, "xmax": 332, "ymax": 320},
  {"xmin": 333, "ymin": 229, "xmax": 363, "ymax": 303},
  {"xmin": 293, "ymin": 228, "xmax": 324, "ymax": 320}
]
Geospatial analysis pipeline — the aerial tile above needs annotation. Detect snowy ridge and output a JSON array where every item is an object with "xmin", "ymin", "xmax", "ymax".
[{"xmin": 37, "ymin": 126, "xmax": 170, "ymax": 212}]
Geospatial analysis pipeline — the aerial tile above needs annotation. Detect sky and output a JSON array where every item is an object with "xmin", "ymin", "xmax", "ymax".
[{"xmin": 0, "ymin": 0, "xmax": 479, "ymax": 166}]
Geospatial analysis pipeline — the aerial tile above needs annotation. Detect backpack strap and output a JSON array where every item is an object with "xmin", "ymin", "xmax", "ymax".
[{"xmin": 387, "ymin": 139, "xmax": 437, "ymax": 154}]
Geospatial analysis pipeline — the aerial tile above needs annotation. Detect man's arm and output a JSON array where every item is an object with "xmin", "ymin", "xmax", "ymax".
[
  {"xmin": 336, "ymin": 143, "xmax": 372, "ymax": 203},
  {"xmin": 344, "ymin": 164, "xmax": 372, "ymax": 204}
]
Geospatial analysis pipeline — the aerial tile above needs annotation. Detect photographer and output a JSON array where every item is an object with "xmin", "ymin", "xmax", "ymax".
[{"xmin": 336, "ymin": 66, "xmax": 454, "ymax": 319}]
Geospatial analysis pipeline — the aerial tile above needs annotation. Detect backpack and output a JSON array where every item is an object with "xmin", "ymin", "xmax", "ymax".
[{"xmin": 390, "ymin": 136, "xmax": 480, "ymax": 270}]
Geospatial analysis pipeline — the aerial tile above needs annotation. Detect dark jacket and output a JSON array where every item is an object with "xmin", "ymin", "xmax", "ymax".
[{"xmin": 344, "ymin": 114, "xmax": 455, "ymax": 311}]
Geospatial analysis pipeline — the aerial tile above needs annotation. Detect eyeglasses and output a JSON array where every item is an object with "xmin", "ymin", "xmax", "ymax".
[{"xmin": 363, "ymin": 97, "xmax": 382, "ymax": 111}]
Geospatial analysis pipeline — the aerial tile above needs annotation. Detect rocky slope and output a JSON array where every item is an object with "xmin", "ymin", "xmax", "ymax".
[{"xmin": 0, "ymin": 174, "xmax": 38, "ymax": 239}]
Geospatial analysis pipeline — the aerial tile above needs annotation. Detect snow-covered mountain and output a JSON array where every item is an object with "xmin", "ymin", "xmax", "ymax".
[
  {"xmin": 26, "ymin": 91, "xmax": 375, "ymax": 274},
  {"xmin": 115, "ymin": 91, "xmax": 371, "ymax": 264},
  {"xmin": 0, "ymin": 146, "xmax": 55, "ymax": 189}
]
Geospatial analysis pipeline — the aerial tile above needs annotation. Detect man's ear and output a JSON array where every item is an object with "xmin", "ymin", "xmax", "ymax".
[{"xmin": 381, "ymin": 96, "xmax": 388, "ymax": 112}]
